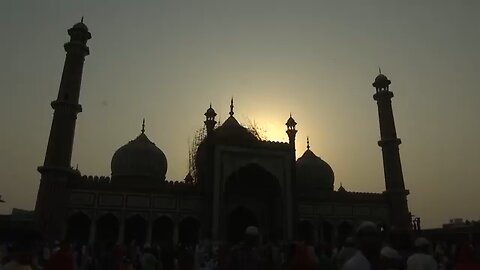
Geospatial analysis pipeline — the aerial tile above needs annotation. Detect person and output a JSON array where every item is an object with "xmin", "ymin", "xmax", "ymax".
[
  {"xmin": 433, "ymin": 243, "xmax": 449, "ymax": 270},
  {"xmin": 316, "ymin": 243, "xmax": 334, "ymax": 270},
  {"xmin": 44, "ymin": 241, "xmax": 74, "ymax": 270},
  {"xmin": 342, "ymin": 221, "xmax": 382, "ymax": 270},
  {"xmin": 380, "ymin": 246, "xmax": 404, "ymax": 270},
  {"xmin": 454, "ymin": 242, "xmax": 480, "ymax": 270},
  {"xmin": 194, "ymin": 234, "xmax": 215, "ymax": 270},
  {"xmin": 258, "ymin": 233, "xmax": 282, "ymax": 270},
  {"xmin": 141, "ymin": 246, "xmax": 160, "ymax": 270},
  {"xmin": 335, "ymin": 237, "xmax": 357, "ymax": 269},
  {"xmin": 225, "ymin": 226, "xmax": 265, "ymax": 270},
  {"xmin": 287, "ymin": 234, "xmax": 319, "ymax": 270},
  {"xmin": 406, "ymin": 237, "xmax": 437, "ymax": 270},
  {"xmin": 2, "ymin": 241, "xmax": 34, "ymax": 270}
]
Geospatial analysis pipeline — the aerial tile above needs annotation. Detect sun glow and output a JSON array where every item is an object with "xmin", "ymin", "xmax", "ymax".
[{"xmin": 253, "ymin": 117, "xmax": 288, "ymax": 143}]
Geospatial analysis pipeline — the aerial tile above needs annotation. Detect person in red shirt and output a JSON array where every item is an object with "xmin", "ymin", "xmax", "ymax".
[{"xmin": 44, "ymin": 242, "xmax": 74, "ymax": 270}]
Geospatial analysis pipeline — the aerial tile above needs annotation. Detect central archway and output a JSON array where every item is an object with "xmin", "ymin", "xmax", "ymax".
[
  {"xmin": 224, "ymin": 163, "xmax": 282, "ymax": 243},
  {"xmin": 227, "ymin": 206, "xmax": 258, "ymax": 243}
]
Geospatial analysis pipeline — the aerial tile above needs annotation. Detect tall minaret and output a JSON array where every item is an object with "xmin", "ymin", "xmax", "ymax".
[
  {"xmin": 372, "ymin": 71, "xmax": 411, "ymax": 229},
  {"xmin": 35, "ymin": 20, "xmax": 91, "ymax": 241}
]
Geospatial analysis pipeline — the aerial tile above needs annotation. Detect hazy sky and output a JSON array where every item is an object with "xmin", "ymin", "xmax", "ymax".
[{"xmin": 1, "ymin": 0, "xmax": 479, "ymax": 228}]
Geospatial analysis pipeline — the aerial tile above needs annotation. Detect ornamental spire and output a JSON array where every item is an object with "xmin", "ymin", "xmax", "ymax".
[
  {"xmin": 141, "ymin": 118, "xmax": 145, "ymax": 134},
  {"xmin": 307, "ymin": 136, "xmax": 310, "ymax": 150},
  {"xmin": 229, "ymin": 97, "xmax": 234, "ymax": 117}
]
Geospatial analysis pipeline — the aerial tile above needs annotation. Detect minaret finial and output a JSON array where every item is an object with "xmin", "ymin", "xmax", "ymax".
[
  {"xmin": 81, "ymin": 16, "xmax": 84, "ymax": 23},
  {"xmin": 141, "ymin": 118, "xmax": 145, "ymax": 134},
  {"xmin": 209, "ymin": 102, "xmax": 212, "ymax": 109},
  {"xmin": 307, "ymin": 136, "xmax": 310, "ymax": 150},
  {"xmin": 378, "ymin": 66, "xmax": 382, "ymax": 74},
  {"xmin": 229, "ymin": 97, "xmax": 234, "ymax": 116}
]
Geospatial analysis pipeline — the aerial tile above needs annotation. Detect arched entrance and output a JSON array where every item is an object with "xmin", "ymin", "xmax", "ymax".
[
  {"xmin": 65, "ymin": 212, "xmax": 91, "ymax": 245},
  {"xmin": 224, "ymin": 163, "xmax": 282, "ymax": 243},
  {"xmin": 96, "ymin": 213, "xmax": 119, "ymax": 244},
  {"xmin": 322, "ymin": 221, "xmax": 333, "ymax": 246},
  {"xmin": 124, "ymin": 215, "xmax": 147, "ymax": 245},
  {"xmin": 152, "ymin": 216, "xmax": 174, "ymax": 246},
  {"xmin": 178, "ymin": 217, "xmax": 200, "ymax": 247},
  {"xmin": 227, "ymin": 207, "xmax": 258, "ymax": 243}
]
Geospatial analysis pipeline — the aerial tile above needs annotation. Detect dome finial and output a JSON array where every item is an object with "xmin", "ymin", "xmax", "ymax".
[
  {"xmin": 229, "ymin": 97, "xmax": 234, "ymax": 117},
  {"xmin": 378, "ymin": 66, "xmax": 382, "ymax": 74},
  {"xmin": 141, "ymin": 118, "xmax": 145, "ymax": 134},
  {"xmin": 81, "ymin": 16, "xmax": 84, "ymax": 23},
  {"xmin": 307, "ymin": 136, "xmax": 310, "ymax": 150}
]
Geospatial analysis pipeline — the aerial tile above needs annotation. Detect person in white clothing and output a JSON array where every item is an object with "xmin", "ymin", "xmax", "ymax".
[
  {"xmin": 380, "ymin": 245, "xmax": 403, "ymax": 270},
  {"xmin": 342, "ymin": 221, "xmax": 382, "ymax": 270},
  {"xmin": 407, "ymin": 237, "xmax": 437, "ymax": 270}
]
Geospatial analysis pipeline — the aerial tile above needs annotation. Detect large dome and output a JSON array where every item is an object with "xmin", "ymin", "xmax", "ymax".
[
  {"xmin": 111, "ymin": 132, "xmax": 167, "ymax": 180},
  {"xmin": 212, "ymin": 116, "xmax": 259, "ymax": 145},
  {"xmin": 296, "ymin": 147, "xmax": 334, "ymax": 191}
]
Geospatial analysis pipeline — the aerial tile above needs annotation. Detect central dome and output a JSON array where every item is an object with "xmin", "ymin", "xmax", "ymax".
[
  {"xmin": 212, "ymin": 116, "xmax": 259, "ymax": 145},
  {"xmin": 111, "ymin": 132, "xmax": 167, "ymax": 180}
]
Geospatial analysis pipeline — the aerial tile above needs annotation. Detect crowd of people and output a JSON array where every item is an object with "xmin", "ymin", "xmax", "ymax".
[{"xmin": 1, "ymin": 222, "xmax": 480, "ymax": 270}]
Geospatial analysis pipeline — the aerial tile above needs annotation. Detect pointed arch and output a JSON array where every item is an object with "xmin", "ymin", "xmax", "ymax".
[
  {"xmin": 96, "ymin": 213, "xmax": 119, "ymax": 244},
  {"xmin": 65, "ymin": 211, "xmax": 91, "ymax": 245},
  {"xmin": 124, "ymin": 214, "xmax": 147, "ymax": 245},
  {"xmin": 152, "ymin": 215, "xmax": 174, "ymax": 245}
]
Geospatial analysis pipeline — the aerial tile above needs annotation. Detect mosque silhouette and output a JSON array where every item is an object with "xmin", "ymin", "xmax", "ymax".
[{"xmin": 34, "ymin": 20, "xmax": 411, "ymax": 247}]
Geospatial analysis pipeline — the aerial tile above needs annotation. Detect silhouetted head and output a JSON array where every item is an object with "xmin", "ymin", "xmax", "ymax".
[
  {"xmin": 380, "ymin": 246, "xmax": 402, "ymax": 269},
  {"xmin": 414, "ymin": 237, "xmax": 431, "ymax": 254},
  {"xmin": 244, "ymin": 226, "xmax": 260, "ymax": 246},
  {"xmin": 355, "ymin": 222, "xmax": 382, "ymax": 258}
]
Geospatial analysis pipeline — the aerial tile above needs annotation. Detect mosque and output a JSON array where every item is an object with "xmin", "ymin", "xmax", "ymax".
[{"xmin": 34, "ymin": 21, "xmax": 411, "ymax": 247}]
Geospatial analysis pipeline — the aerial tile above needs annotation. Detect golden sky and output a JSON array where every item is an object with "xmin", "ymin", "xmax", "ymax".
[{"xmin": 1, "ymin": 0, "xmax": 479, "ymax": 228}]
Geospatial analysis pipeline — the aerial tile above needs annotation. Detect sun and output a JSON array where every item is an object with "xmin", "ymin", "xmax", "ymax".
[{"xmin": 254, "ymin": 118, "xmax": 288, "ymax": 143}]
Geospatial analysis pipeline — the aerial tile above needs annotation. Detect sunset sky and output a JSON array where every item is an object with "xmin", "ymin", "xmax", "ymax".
[{"xmin": 1, "ymin": 0, "xmax": 479, "ymax": 228}]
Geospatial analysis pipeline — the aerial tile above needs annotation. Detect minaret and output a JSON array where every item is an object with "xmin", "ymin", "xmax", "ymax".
[
  {"xmin": 35, "ymin": 20, "xmax": 91, "ymax": 241},
  {"xmin": 204, "ymin": 103, "xmax": 217, "ymax": 135},
  {"xmin": 372, "ymin": 71, "xmax": 411, "ymax": 229},
  {"xmin": 286, "ymin": 114, "xmax": 297, "ymax": 150}
]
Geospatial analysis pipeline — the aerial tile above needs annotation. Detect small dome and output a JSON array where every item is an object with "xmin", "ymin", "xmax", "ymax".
[
  {"xmin": 373, "ymin": 73, "xmax": 391, "ymax": 89},
  {"xmin": 205, "ymin": 105, "xmax": 217, "ymax": 118},
  {"xmin": 375, "ymin": 73, "xmax": 388, "ymax": 82},
  {"xmin": 296, "ymin": 148, "xmax": 334, "ymax": 190},
  {"xmin": 72, "ymin": 22, "xmax": 89, "ymax": 31},
  {"xmin": 286, "ymin": 115, "xmax": 297, "ymax": 127},
  {"xmin": 111, "ymin": 132, "xmax": 167, "ymax": 180}
]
